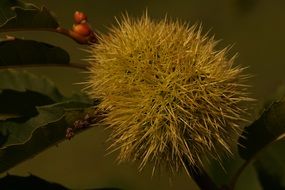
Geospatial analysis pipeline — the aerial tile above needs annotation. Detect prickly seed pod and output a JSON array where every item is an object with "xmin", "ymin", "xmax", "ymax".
[{"xmin": 84, "ymin": 13, "xmax": 253, "ymax": 174}]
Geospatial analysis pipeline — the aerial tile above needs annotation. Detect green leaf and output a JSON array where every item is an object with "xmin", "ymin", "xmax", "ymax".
[
  {"xmin": 0, "ymin": 174, "xmax": 123, "ymax": 190},
  {"xmin": 0, "ymin": 90, "xmax": 55, "ymax": 121},
  {"xmin": 0, "ymin": 0, "xmax": 59, "ymax": 30},
  {"xmin": 0, "ymin": 69, "xmax": 97, "ymax": 175},
  {"xmin": 0, "ymin": 69, "xmax": 63, "ymax": 100},
  {"xmin": 238, "ymin": 99, "xmax": 285, "ymax": 189},
  {"xmin": 254, "ymin": 140, "xmax": 285, "ymax": 190},
  {"xmin": 238, "ymin": 100, "xmax": 285, "ymax": 160},
  {"xmin": 0, "ymin": 174, "xmax": 68, "ymax": 190},
  {"xmin": 0, "ymin": 39, "xmax": 70, "ymax": 67},
  {"xmin": 0, "ymin": 69, "xmax": 64, "ymax": 120},
  {"xmin": 0, "ymin": 100, "xmax": 92, "ymax": 173}
]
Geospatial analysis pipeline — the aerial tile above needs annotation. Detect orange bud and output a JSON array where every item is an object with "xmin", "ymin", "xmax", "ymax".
[
  {"xmin": 72, "ymin": 23, "xmax": 91, "ymax": 36},
  {"xmin": 74, "ymin": 11, "xmax": 88, "ymax": 24}
]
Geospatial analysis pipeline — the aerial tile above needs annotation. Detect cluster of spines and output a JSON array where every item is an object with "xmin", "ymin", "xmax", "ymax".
[{"xmin": 85, "ymin": 13, "xmax": 253, "ymax": 175}]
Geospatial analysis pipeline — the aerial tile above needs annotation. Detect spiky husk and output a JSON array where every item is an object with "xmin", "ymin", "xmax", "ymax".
[{"xmin": 85, "ymin": 14, "xmax": 252, "ymax": 174}]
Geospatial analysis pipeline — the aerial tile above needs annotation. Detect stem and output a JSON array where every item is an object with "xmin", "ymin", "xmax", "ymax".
[
  {"xmin": 183, "ymin": 157, "xmax": 219, "ymax": 190},
  {"xmin": 0, "ymin": 26, "xmax": 98, "ymax": 45},
  {"xmin": 0, "ymin": 62, "xmax": 89, "ymax": 71}
]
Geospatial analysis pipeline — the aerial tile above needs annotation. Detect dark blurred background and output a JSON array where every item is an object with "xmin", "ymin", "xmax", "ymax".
[{"xmin": 2, "ymin": 0, "xmax": 285, "ymax": 189}]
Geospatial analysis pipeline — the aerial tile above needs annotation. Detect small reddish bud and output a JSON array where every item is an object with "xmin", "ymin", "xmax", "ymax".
[
  {"xmin": 65, "ymin": 128, "xmax": 74, "ymax": 140},
  {"xmin": 74, "ymin": 11, "xmax": 88, "ymax": 24},
  {"xmin": 72, "ymin": 23, "xmax": 92, "ymax": 36}
]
